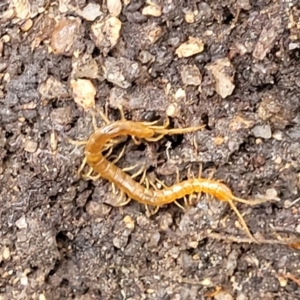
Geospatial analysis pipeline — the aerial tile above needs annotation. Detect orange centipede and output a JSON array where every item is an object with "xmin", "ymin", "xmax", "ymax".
[{"xmin": 73, "ymin": 107, "xmax": 271, "ymax": 243}]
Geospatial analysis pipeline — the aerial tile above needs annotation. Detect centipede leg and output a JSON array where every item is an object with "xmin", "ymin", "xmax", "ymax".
[
  {"xmin": 145, "ymin": 204, "xmax": 159, "ymax": 217},
  {"xmin": 77, "ymin": 157, "xmax": 87, "ymax": 175},
  {"xmin": 68, "ymin": 138, "xmax": 88, "ymax": 146},
  {"xmin": 117, "ymin": 193, "xmax": 131, "ymax": 206},
  {"xmin": 227, "ymin": 199, "xmax": 258, "ymax": 243},
  {"xmin": 115, "ymin": 191, "xmax": 125, "ymax": 205},
  {"xmin": 109, "ymin": 183, "xmax": 115, "ymax": 197},
  {"xmin": 129, "ymin": 165, "xmax": 146, "ymax": 180},
  {"xmin": 95, "ymin": 106, "xmax": 110, "ymax": 124},
  {"xmin": 111, "ymin": 146, "xmax": 126, "ymax": 164},
  {"xmin": 132, "ymin": 136, "xmax": 142, "ymax": 145},
  {"xmin": 90, "ymin": 110, "xmax": 99, "ymax": 131},
  {"xmin": 82, "ymin": 168, "xmax": 101, "ymax": 181},
  {"xmin": 142, "ymin": 177, "xmax": 160, "ymax": 216},
  {"xmin": 195, "ymin": 164, "xmax": 203, "ymax": 203},
  {"xmin": 173, "ymin": 168, "xmax": 187, "ymax": 210},
  {"xmin": 113, "ymin": 190, "xmax": 129, "ymax": 207},
  {"xmin": 141, "ymin": 118, "xmax": 165, "ymax": 128},
  {"xmin": 104, "ymin": 144, "xmax": 114, "ymax": 158},
  {"xmin": 82, "ymin": 166, "xmax": 93, "ymax": 178},
  {"xmin": 145, "ymin": 134, "xmax": 165, "ymax": 142},
  {"xmin": 116, "ymin": 105, "xmax": 126, "ymax": 121}
]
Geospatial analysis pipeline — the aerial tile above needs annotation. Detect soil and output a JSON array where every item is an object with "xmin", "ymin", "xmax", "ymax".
[{"xmin": 1, "ymin": 0, "xmax": 300, "ymax": 299}]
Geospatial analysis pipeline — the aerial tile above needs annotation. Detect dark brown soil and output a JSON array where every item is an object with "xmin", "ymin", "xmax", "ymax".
[{"xmin": 1, "ymin": 0, "xmax": 300, "ymax": 299}]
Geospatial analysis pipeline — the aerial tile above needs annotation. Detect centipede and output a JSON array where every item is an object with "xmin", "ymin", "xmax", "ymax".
[{"xmin": 72, "ymin": 106, "xmax": 271, "ymax": 243}]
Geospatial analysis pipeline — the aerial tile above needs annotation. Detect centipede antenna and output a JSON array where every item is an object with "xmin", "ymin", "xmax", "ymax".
[
  {"xmin": 153, "ymin": 125, "xmax": 205, "ymax": 136},
  {"xmin": 227, "ymin": 199, "xmax": 258, "ymax": 243},
  {"xmin": 232, "ymin": 196, "xmax": 271, "ymax": 206}
]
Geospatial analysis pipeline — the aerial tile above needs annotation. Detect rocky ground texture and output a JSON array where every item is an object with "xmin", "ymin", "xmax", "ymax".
[{"xmin": 1, "ymin": 0, "xmax": 300, "ymax": 299}]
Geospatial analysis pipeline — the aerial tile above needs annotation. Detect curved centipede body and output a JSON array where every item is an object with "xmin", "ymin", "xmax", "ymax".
[{"xmin": 80, "ymin": 112, "xmax": 270, "ymax": 243}]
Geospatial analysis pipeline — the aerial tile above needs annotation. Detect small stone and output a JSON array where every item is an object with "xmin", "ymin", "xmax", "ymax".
[
  {"xmin": 274, "ymin": 156, "xmax": 282, "ymax": 164},
  {"xmin": 20, "ymin": 276, "xmax": 28, "ymax": 286},
  {"xmin": 200, "ymin": 277, "xmax": 212, "ymax": 286},
  {"xmin": 20, "ymin": 19, "xmax": 33, "ymax": 32},
  {"xmin": 142, "ymin": 2, "xmax": 162, "ymax": 17},
  {"xmin": 2, "ymin": 35, "xmax": 10, "ymax": 43},
  {"xmin": 123, "ymin": 216, "xmax": 135, "ymax": 229},
  {"xmin": 39, "ymin": 76, "xmax": 69, "ymax": 100},
  {"xmin": 175, "ymin": 37, "xmax": 204, "ymax": 58},
  {"xmin": 252, "ymin": 124, "xmax": 272, "ymax": 139},
  {"xmin": 174, "ymin": 88, "xmax": 186, "ymax": 101},
  {"xmin": 86, "ymin": 201, "xmax": 111, "ymax": 217},
  {"xmin": 24, "ymin": 139, "xmax": 38, "ymax": 153},
  {"xmin": 215, "ymin": 292, "xmax": 234, "ymax": 300},
  {"xmin": 2, "ymin": 247, "xmax": 10, "ymax": 260},
  {"xmin": 272, "ymin": 130, "xmax": 283, "ymax": 140},
  {"xmin": 91, "ymin": 17, "xmax": 122, "ymax": 55},
  {"xmin": 206, "ymin": 58, "xmax": 235, "ymax": 99},
  {"xmin": 277, "ymin": 276, "xmax": 288, "ymax": 287},
  {"xmin": 107, "ymin": 0, "xmax": 122, "ymax": 17},
  {"xmin": 188, "ymin": 241, "xmax": 198, "ymax": 249},
  {"xmin": 78, "ymin": 3, "xmax": 102, "ymax": 21},
  {"xmin": 50, "ymin": 18, "xmax": 81, "ymax": 56},
  {"xmin": 15, "ymin": 216, "xmax": 27, "ymax": 229},
  {"xmin": 13, "ymin": 0, "xmax": 30, "ymax": 20},
  {"xmin": 71, "ymin": 79, "xmax": 96, "ymax": 110},
  {"xmin": 166, "ymin": 103, "xmax": 179, "ymax": 117},
  {"xmin": 185, "ymin": 11, "xmax": 195, "ymax": 23},
  {"xmin": 180, "ymin": 65, "xmax": 202, "ymax": 86},
  {"xmin": 39, "ymin": 294, "xmax": 47, "ymax": 300},
  {"xmin": 138, "ymin": 50, "xmax": 155, "ymax": 64}
]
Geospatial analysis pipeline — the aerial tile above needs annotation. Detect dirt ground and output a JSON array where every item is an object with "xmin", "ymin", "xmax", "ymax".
[{"xmin": 1, "ymin": 0, "xmax": 300, "ymax": 299}]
